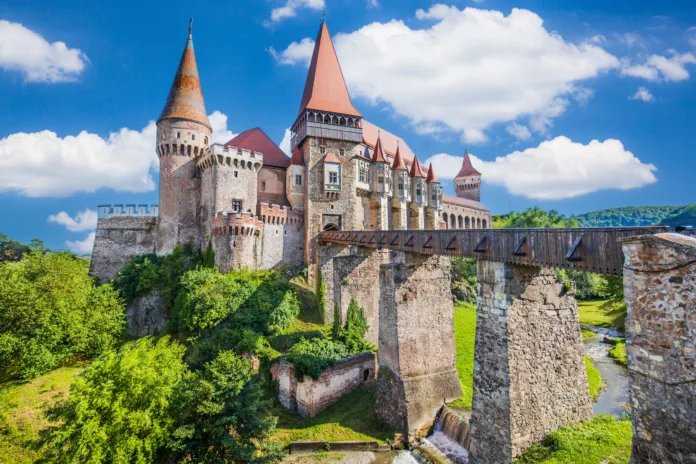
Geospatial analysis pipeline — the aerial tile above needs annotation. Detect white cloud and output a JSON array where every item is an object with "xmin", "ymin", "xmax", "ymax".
[
  {"xmin": 0, "ymin": 111, "xmax": 234, "ymax": 197},
  {"xmin": 366, "ymin": 0, "xmax": 380, "ymax": 8},
  {"xmin": 686, "ymin": 27, "xmax": 696, "ymax": 48},
  {"xmin": 629, "ymin": 87, "xmax": 655, "ymax": 102},
  {"xmin": 268, "ymin": 0, "xmax": 325, "ymax": 24},
  {"xmin": 621, "ymin": 51, "xmax": 696, "ymax": 82},
  {"xmin": 48, "ymin": 209, "xmax": 98, "ymax": 232},
  {"xmin": 274, "ymin": 5, "xmax": 619, "ymax": 142},
  {"xmin": 209, "ymin": 110, "xmax": 236, "ymax": 144},
  {"xmin": 65, "ymin": 232, "xmax": 95, "ymax": 255},
  {"xmin": 506, "ymin": 123, "xmax": 532, "ymax": 140},
  {"xmin": 615, "ymin": 32, "xmax": 645, "ymax": 49},
  {"xmin": 0, "ymin": 20, "xmax": 88, "ymax": 83},
  {"xmin": 424, "ymin": 136, "xmax": 657, "ymax": 200},
  {"xmin": 279, "ymin": 128, "xmax": 292, "ymax": 155}
]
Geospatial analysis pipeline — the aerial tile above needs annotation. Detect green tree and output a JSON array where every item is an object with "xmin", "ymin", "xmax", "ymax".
[
  {"xmin": 450, "ymin": 257, "xmax": 478, "ymax": 304},
  {"xmin": 0, "ymin": 251, "xmax": 125, "ymax": 379},
  {"xmin": 168, "ymin": 351, "xmax": 282, "ymax": 463},
  {"xmin": 316, "ymin": 269, "xmax": 326, "ymax": 312},
  {"xmin": 342, "ymin": 299, "xmax": 375, "ymax": 353},
  {"xmin": 203, "ymin": 239, "xmax": 215, "ymax": 268},
  {"xmin": 0, "ymin": 233, "xmax": 31, "ymax": 262},
  {"xmin": 332, "ymin": 304, "xmax": 342, "ymax": 339},
  {"xmin": 493, "ymin": 207, "xmax": 579, "ymax": 229},
  {"xmin": 44, "ymin": 337, "xmax": 188, "ymax": 464}
]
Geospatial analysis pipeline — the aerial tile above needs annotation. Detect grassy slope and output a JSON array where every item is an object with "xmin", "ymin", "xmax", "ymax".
[
  {"xmin": 585, "ymin": 356, "xmax": 605, "ymax": 402},
  {"xmin": 578, "ymin": 300, "xmax": 627, "ymax": 333},
  {"xmin": 448, "ymin": 303, "xmax": 477, "ymax": 409},
  {"xmin": 0, "ymin": 366, "xmax": 82, "ymax": 464},
  {"xmin": 609, "ymin": 341, "xmax": 628, "ymax": 367}
]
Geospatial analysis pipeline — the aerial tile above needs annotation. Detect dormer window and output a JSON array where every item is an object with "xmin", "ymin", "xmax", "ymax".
[{"xmin": 295, "ymin": 174, "xmax": 302, "ymax": 186}]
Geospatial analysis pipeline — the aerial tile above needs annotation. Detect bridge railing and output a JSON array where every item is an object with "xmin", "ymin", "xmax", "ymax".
[{"xmin": 320, "ymin": 227, "xmax": 670, "ymax": 276}]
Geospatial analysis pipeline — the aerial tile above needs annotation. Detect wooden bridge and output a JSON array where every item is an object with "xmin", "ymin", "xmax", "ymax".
[{"xmin": 320, "ymin": 226, "xmax": 671, "ymax": 276}]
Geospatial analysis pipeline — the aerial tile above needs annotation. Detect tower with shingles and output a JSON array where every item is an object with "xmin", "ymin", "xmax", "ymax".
[{"xmin": 454, "ymin": 150, "xmax": 482, "ymax": 202}]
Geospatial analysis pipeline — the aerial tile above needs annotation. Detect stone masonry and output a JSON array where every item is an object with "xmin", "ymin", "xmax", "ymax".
[
  {"xmin": 375, "ymin": 252, "xmax": 462, "ymax": 438},
  {"xmin": 621, "ymin": 233, "xmax": 696, "ymax": 464},
  {"xmin": 468, "ymin": 262, "xmax": 592, "ymax": 463}
]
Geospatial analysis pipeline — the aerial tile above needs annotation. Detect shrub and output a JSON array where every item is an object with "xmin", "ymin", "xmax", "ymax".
[
  {"xmin": 0, "ymin": 251, "xmax": 125, "ymax": 379},
  {"xmin": 286, "ymin": 338, "xmax": 350, "ymax": 380},
  {"xmin": 450, "ymin": 257, "xmax": 478, "ymax": 305},
  {"xmin": 342, "ymin": 299, "xmax": 376, "ymax": 353},
  {"xmin": 44, "ymin": 337, "xmax": 188, "ymax": 464},
  {"xmin": 332, "ymin": 304, "xmax": 342, "ymax": 339}
]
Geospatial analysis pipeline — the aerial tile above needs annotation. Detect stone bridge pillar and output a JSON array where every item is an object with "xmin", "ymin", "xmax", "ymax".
[
  {"xmin": 621, "ymin": 233, "xmax": 696, "ymax": 464},
  {"xmin": 375, "ymin": 252, "xmax": 462, "ymax": 438},
  {"xmin": 469, "ymin": 262, "xmax": 592, "ymax": 463}
]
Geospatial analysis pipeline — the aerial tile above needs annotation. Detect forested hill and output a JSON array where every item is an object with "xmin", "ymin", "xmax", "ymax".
[{"xmin": 574, "ymin": 205, "xmax": 696, "ymax": 227}]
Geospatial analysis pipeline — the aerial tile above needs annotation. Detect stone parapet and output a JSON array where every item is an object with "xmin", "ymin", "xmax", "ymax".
[
  {"xmin": 258, "ymin": 203, "xmax": 304, "ymax": 227},
  {"xmin": 210, "ymin": 211, "xmax": 263, "ymax": 237},
  {"xmin": 97, "ymin": 204, "xmax": 159, "ymax": 219},
  {"xmin": 197, "ymin": 143, "xmax": 263, "ymax": 173}
]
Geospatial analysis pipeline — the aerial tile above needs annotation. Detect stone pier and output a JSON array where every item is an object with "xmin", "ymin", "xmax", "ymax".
[
  {"xmin": 469, "ymin": 262, "xmax": 592, "ymax": 463},
  {"xmin": 375, "ymin": 253, "xmax": 462, "ymax": 438},
  {"xmin": 621, "ymin": 233, "xmax": 696, "ymax": 464}
]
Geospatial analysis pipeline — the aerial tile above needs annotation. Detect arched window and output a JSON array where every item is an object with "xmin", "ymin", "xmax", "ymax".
[
  {"xmin": 450, "ymin": 215, "xmax": 456, "ymax": 229},
  {"xmin": 482, "ymin": 219, "xmax": 488, "ymax": 229},
  {"xmin": 204, "ymin": 136, "xmax": 208, "ymax": 145},
  {"xmin": 187, "ymin": 145, "xmax": 192, "ymax": 156},
  {"xmin": 458, "ymin": 216, "xmax": 463, "ymax": 229},
  {"xmin": 477, "ymin": 218, "xmax": 481, "ymax": 228},
  {"xmin": 465, "ymin": 217, "xmax": 470, "ymax": 229},
  {"xmin": 180, "ymin": 144, "xmax": 185, "ymax": 155},
  {"xmin": 442, "ymin": 213, "xmax": 448, "ymax": 227}
]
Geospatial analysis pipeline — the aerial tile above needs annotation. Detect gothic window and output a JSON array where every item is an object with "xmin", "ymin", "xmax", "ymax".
[
  {"xmin": 177, "ymin": 132, "xmax": 181, "ymax": 138},
  {"xmin": 329, "ymin": 172, "xmax": 338, "ymax": 184},
  {"xmin": 359, "ymin": 164, "xmax": 369, "ymax": 184},
  {"xmin": 232, "ymin": 200, "xmax": 242, "ymax": 212},
  {"xmin": 295, "ymin": 174, "xmax": 302, "ymax": 186},
  {"xmin": 378, "ymin": 175, "xmax": 384, "ymax": 184},
  {"xmin": 204, "ymin": 136, "xmax": 208, "ymax": 144},
  {"xmin": 320, "ymin": 146, "xmax": 326, "ymax": 155}
]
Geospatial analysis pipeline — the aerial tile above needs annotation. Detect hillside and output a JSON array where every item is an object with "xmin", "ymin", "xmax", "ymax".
[{"xmin": 574, "ymin": 205, "xmax": 695, "ymax": 228}]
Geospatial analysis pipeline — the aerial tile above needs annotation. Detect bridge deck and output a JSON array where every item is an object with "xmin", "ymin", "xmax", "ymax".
[{"xmin": 321, "ymin": 227, "xmax": 671, "ymax": 276}]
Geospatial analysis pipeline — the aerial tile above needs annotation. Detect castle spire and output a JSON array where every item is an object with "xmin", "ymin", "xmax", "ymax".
[
  {"xmin": 425, "ymin": 163, "xmax": 439, "ymax": 183},
  {"xmin": 371, "ymin": 133, "xmax": 387, "ymax": 163},
  {"xmin": 297, "ymin": 21, "xmax": 361, "ymax": 118},
  {"xmin": 456, "ymin": 150, "xmax": 480, "ymax": 177},
  {"xmin": 409, "ymin": 154, "xmax": 426, "ymax": 178},
  {"xmin": 391, "ymin": 141, "xmax": 407, "ymax": 171},
  {"xmin": 159, "ymin": 18, "xmax": 211, "ymax": 130}
]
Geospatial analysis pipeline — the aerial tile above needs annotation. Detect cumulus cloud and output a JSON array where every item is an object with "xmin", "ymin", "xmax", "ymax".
[
  {"xmin": 65, "ymin": 232, "xmax": 95, "ymax": 255},
  {"xmin": 268, "ymin": 0, "xmax": 325, "ymax": 24},
  {"xmin": 621, "ymin": 51, "xmax": 696, "ymax": 82},
  {"xmin": 630, "ymin": 87, "xmax": 655, "ymax": 102},
  {"xmin": 279, "ymin": 128, "xmax": 292, "ymax": 155},
  {"xmin": 0, "ymin": 20, "xmax": 88, "ymax": 83},
  {"xmin": 0, "ymin": 111, "xmax": 234, "ymax": 197},
  {"xmin": 273, "ymin": 5, "xmax": 619, "ymax": 143},
  {"xmin": 506, "ymin": 123, "xmax": 532, "ymax": 141},
  {"xmin": 424, "ymin": 136, "xmax": 657, "ymax": 200},
  {"xmin": 48, "ymin": 209, "xmax": 98, "ymax": 232}
]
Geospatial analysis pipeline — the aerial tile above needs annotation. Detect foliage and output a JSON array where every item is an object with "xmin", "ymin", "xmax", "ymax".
[
  {"xmin": 332, "ymin": 304, "xmax": 342, "ymax": 340},
  {"xmin": 556, "ymin": 270, "xmax": 623, "ymax": 302},
  {"xmin": 574, "ymin": 205, "xmax": 682, "ymax": 227},
  {"xmin": 609, "ymin": 339, "xmax": 628, "ymax": 367},
  {"xmin": 515, "ymin": 415, "xmax": 632, "ymax": 464},
  {"xmin": 0, "ymin": 251, "xmax": 125, "ymax": 380},
  {"xmin": 44, "ymin": 337, "xmax": 188, "ymax": 464},
  {"xmin": 450, "ymin": 257, "xmax": 478, "ymax": 305},
  {"xmin": 116, "ymin": 243, "xmax": 203, "ymax": 308},
  {"xmin": 168, "ymin": 351, "xmax": 282, "ymax": 463},
  {"xmin": 447, "ymin": 303, "xmax": 477, "ymax": 409},
  {"xmin": 493, "ymin": 207, "xmax": 579, "ymax": 229},
  {"xmin": 578, "ymin": 300, "xmax": 627, "ymax": 333},
  {"xmin": 659, "ymin": 204, "xmax": 696, "ymax": 227},
  {"xmin": 0, "ymin": 233, "xmax": 32, "ymax": 262},
  {"xmin": 342, "ymin": 299, "xmax": 376, "ymax": 354},
  {"xmin": 585, "ymin": 355, "xmax": 605, "ymax": 402},
  {"xmin": 285, "ymin": 338, "xmax": 350, "ymax": 380},
  {"xmin": 203, "ymin": 240, "xmax": 215, "ymax": 269},
  {"xmin": 316, "ymin": 269, "xmax": 326, "ymax": 313}
]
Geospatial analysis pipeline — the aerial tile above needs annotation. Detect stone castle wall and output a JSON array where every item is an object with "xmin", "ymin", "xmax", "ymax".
[
  {"xmin": 89, "ymin": 216, "xmax": 157, "ymax": 283},
  {"xmin": 258, "ymin": 166, "xmax": 288, "ymax": 206},
  {"xmin": 441, "ymin": 201, "xmax": 490, "ymax": 229},
  {"xmin": 621, "ymin": 233, "xmax": 696, "ymax": 464}
]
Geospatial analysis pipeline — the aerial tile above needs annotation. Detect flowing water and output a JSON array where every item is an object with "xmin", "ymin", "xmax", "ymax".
[
  {"xmin": 582, "ymin": 326, "xmax": 630, "ymax": 417},
  {"xmin": 391, "ymin": 407, "xmax": 470, "ymax": 463}
]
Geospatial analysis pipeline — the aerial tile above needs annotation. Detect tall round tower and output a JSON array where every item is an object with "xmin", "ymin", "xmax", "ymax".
[
  {"xmin": 156, "ymin": 18, "xmax": 211, "ymax": 254},
  {"xmin": 454, "ymin": 150, "xmax": 481, "ymax": 202}
]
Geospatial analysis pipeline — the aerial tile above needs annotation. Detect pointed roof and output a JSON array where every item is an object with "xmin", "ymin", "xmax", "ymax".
[
  {"xmin": 297, "ymin": 22, "xmax": 362, "ymax": 118},
  {"xmin": 456, "ymin": 150, "xmax": 481, "ymax": 178},
  {"xmin": 323, "ymin": 152, "xmax": 341, "ymax": 163},
  {"xmin": 371, "ymin": 134, "xmax": 387, "ymax": 163},
  {"xmin": 391, "ymin": 142, "xmax": 407, "ymax": 171},
  {"xmin": 290, "ymin": 146, "xmax": 304, "ymax": 166},
  {"xmin": 159, "ymin": 20, "xmax": 211, "ymax": 129},
  {"xmin": 426, "ymin": 163, "xmax": 439, "ymax": 183},
  {"xmin": 224, "ymin": 127, "xmax": 290, "ymax": 168},
  {"xmin": 409, "ymin": 155, "xmax": 426, "ymax": 178},
  {"xmin": 362, "ymin": 120, "xmax": 416, "ymax": 163}
]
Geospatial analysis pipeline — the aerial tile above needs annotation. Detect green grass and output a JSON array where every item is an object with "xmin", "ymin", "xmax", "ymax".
[
  {"xmin": 0, "ymin": 365, "xmax": 83, "ymax": 464},
  {"xmin": 515, "ymin": 415, "xmax": 633, "ymax": 464},
  {"xmin": 585, "ymin": 355, "xmax": 605, "ymax": 402},
  {"xmin": 447, "ymin": 303, "xmax": 477, "ymax": 409},
  {"xmin": 609, "ymin": 340, "xmax": 628, "ymax": 367},
  {"xmin": 270, "ymin": 383, "xmax": 393, "ymax": 448},
  {"xmin": 581, "ymin": 328, "xmax": 597, "ymax": 343},
  {"xmin": 283, "ymin": 452, "xmax": 346, "ymax": 462},
  {"xmin": 578, "ymin": 300, "xmax": 627, "ymax": 333}
]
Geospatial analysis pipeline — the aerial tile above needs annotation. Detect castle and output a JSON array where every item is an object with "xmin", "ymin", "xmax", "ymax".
[{"xmin": 89, "ymin": 20, "xmax": 490, "ymax": 283}]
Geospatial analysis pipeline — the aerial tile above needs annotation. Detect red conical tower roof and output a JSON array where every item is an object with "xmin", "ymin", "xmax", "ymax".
[
  {"xmin": 159, "ymin": 19, "xmax": 210, "ymax": 129},
  {"xmin": 409, "ymin": 155, "xmax": 426, "ymax": 178},
  {"xmin": 426, "ymin": 163, "xmax": 439, "ymax": 183},
  {"xmin": 456, "ymin": 150, "xmax": 481, "ymax": 177},
  {"xmin": 391, "ymin": 142, "xmax": 407, "ymax": 171},
  {"xmin": 290, "ymin": 146, "xmax": 305, "ymax": 166},
  {"xmin": 297, "ymin": 22, "xmax": 362, "ymax": 118},
  {"xmin": 371, "ymin": 134, "xmax": 387, "ymax": 163}
]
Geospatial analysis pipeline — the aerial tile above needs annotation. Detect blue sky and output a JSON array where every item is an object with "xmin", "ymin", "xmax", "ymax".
[{"xmin": 1, "ymin": 0, "xmax": 695, "ymax": 251}]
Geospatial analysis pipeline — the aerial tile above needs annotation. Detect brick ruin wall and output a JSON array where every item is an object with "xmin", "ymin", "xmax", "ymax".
[
  {"xmin": 469, "ymin": 262, "xmax": 592, "ymax": 463},
  {"xmin": 89, "ymin": 216, "xmax": 157, "ymax": 283},
  {"xmin": 271, "ymin": 352, "xmax": 377, "ymax": 417},
  {"xmin": 621, "ymin": 233, "xmax": 696, "ymax": 464}
]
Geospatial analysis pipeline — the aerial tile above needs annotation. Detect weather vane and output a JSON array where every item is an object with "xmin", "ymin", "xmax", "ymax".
[{"xmin": 189, "ymin": 16, "xmax": 193, "ymax": 35}]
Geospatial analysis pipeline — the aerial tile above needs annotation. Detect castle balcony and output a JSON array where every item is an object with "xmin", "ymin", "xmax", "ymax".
[
  {"xmin": 292, "ymin": 110, "xmax": 363, "ymax": 148},
  {"xmin": 98, "ymin": 204, "xmax": 159, "ymax": 219}
]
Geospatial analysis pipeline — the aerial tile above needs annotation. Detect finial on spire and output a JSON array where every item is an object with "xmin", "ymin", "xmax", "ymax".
[
  {"xmin": 377, "ymin": 130, "xmax": 381, "ymax": 139},
  {"xmin": 189, "ymin": 16, "xmax": 193, "ymax": 36},
  {"xmin": 321, "ymin": 9, "xmax": 326, "ymax": 24}
]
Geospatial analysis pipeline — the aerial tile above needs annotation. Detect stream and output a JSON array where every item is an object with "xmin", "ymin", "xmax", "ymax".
[{"xmin": 582, "ymin": 325, "xmax": 630, "ymax": 417}]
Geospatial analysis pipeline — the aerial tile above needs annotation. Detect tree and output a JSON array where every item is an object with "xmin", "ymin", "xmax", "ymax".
[
  {"xmin": 342, "ymin": 298, "xmax": 375, "ymax": 353},
  {"xmin": 168, "ymin": 351, "xmax": 282, "ymax": 463},
  {"xmin": 332, "ymin": 304, "xmax": 342, "ymax": 339},
  {"xmin": 0, "ymin": 233, "xmax": 31, "ymax": 262},
  {"xmin": 44, "ymin": 337, "xmax": 188, "ymax": 464},
  {"xmin": 203, "ymin": 239, "xmax": 215, "ymax": 268},
  {"xmin": 493, "ymin": 207, "xmax": 579, "ymax": 229}
]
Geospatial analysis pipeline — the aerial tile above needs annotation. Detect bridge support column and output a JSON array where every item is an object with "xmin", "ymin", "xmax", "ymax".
[
  {"xmin": 621, "ymin": 233, "xmax": 696, "ymax": 464},
  {"xmin": 375, "ymin": 253, "xmax": 462, "ymax": 438},
  {"xmin": 469, "ymin": 262, "xmax": 592, "ymax": 463}
]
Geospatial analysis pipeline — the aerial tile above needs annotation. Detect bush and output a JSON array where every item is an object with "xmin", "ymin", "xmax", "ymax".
[
  {"xmin": 0, "ymin": 251, "xmax": 125, "ymax": 380},
  {"xmin": 44, "ymin": 337, "xmax": 188, "ymax": 463},
  {"xmin": 342, "ymin": 299, "xmax": 376, "ymax": 354},
  {"xmin": 450, "ymin": 257, "xmax": 477, "ymax": 305}
]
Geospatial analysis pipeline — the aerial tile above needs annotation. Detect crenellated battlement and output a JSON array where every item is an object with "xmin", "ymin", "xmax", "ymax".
[
  {"xmin": 210, "ymin": 211, "xmax": 263, "ymax": 237},
  {"xmin": 196, "ymin": 143, "xmax": 263, "ymax": 173},
  {"xmin": 98, "ymin": 204, "xmax": 159, "ymax": 219},
  {"xmin": 257, "ymin": 203, "xmax": 304, "ymax": 227}
]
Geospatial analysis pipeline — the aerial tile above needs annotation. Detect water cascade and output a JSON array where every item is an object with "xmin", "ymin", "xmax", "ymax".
[{"xmin": 393, "ymin": 406, "xmax": 471, "ymax": 463}]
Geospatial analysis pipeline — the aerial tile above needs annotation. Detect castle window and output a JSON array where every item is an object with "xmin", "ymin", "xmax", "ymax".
[
  {"xmin": 187, "ymin": 145, "xmax": 192, "ymax": 156},
  {"xmin": 329, "ymin": 172, "xmax": 338, "ymax": 184},
  {"xmin": 192, "ymin": 134, "xmax": 195, "ymax": 141},
  {"xmin": 261, "ymin": 181, "xmax": 266, "ymax": 190},
  {"xmin": 339, "ymin": 148, "xmax": 345, "ymax": 157},
  {"xmin": 398, "ymin": 183, "xmax": 403, "ymax": 191},
  {"xmin": 295, "ymin": 174, "xmax": 302, "ymax": 186},
  {"xmin": 180, "ymin": 145, "xmax": 185, "ymax": 155},
  {"xmin": 232, "ymin": 200, "xmax": 242, "ymax": 212},
  {"xmin": 234, "ymin": 171, "xmax": 238, "ymax": 178},
  {"xmin": 320, "ymin": 146, "xmax": 326, "ymax": 155},
  {"xmin": 204, "ymin": 136, "xmax": 208, "ymax": 144},
  {"xmin": 176, "ymin": 132, "xmax": 181, "ymax": 138},
  {"xmin": 378, "ymin": 175, "xmax": 384, "ymax": 184}
]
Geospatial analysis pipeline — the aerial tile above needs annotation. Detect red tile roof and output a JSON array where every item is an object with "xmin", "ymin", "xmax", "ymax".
[
  {"xmin": 297, "ymin": 23, "xmax": 361, "ymax": 118},
  {"xmin": 323, "ymin": 152, "xmax": 341, "ymax": 163},
  {"xmin": 224, "ymin": 128, "xmax": 290, "ymax": 169},
  {"xmin": 443, "ymin": 194, "xmax": 488, "ymax": 212},
  {"xmin": 362, "ymin": 120, "xmax": 415, "ymax": 163},
  {"xmin": 456, "ymin": 150, "xmax": 481, "ymax": 177},
  {"xmin": 290, "ymin": 147, "xmax": 304, "ymax": 166},
  {"xmin": 391, "ymin": 142, "xmax": 407, "ymax": 171},
  {"xmin": 409, "ymin": 155, "xmax": 426, "ymax": 178},
  {"xmin": 159, "ymin": 29, "xmax": 210, "ymax": 129},
  {"xmin": 426, "ymin": 163, "xmax": 439, "ymax": 183},
  {"xmin": 371, "ymin": 135, "xmax": 387, "ymax": 163}
]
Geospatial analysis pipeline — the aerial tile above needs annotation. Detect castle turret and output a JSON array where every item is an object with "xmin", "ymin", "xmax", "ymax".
[
  {"xmin": 391, "ymin": 142, "xmax": 409, "ymax": 230},
  {"xmin": 368, "ymin": 135, "xmax": 390, "ymax": 230},
  {"xmin": 156, "ymin": 18, "xmax": 211, "ymax": 254},
  {"xmin": 287, "ymin": 147, "xmax": 306, "ymax": 210},
  {"xmin": 454, "ymin": 150, "xmax": 481, "ymax": 202},
  {"xmin": 425, "ymin": 163, "xmax": 442, "ymax": 229},
  {"xmin": 408, "ymin": 155, "xmax": 427, "ymax": 229}
]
